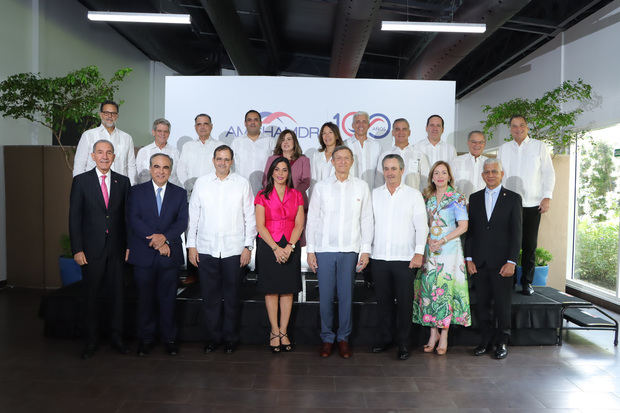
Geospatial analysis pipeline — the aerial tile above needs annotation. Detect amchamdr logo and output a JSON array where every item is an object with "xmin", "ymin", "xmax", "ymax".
[{"xmin": 334, "ymin": 111, "xmax": 391, "ymax": 139}]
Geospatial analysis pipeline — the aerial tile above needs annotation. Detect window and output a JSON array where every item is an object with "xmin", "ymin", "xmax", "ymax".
[{"xmin": 570, "ymin": 124, "xmax": 620, "ymax": 300}]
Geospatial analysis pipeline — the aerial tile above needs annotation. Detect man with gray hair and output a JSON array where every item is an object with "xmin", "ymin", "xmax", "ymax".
[
  {"xmin": 452, "ymin": 131, "xmax": 488, "ymax": 200},
  {"xmin": 135, "ymin": 118, "xmax": 180, "ymax": 185},
  {"xmin": 375, "ymin": 118, "xmax": 430, "ymax": 191},
  {"xmin": 307, "ymin": 145, "xmax": 373, "ymax": 359},
  {"xmin": 371, "ymin": 154, "xmax": 428, "ymax": 360},
  {"xmin": 69, "ymin": 139, "xmax": 131, "ymax": 359},
  {"xmin": 465, "ymin": 158, "xmax": 522, "ymax": 359},
  {"xmin": 345, "ymin": 111, "xmax": 382, "ymax": 189}
]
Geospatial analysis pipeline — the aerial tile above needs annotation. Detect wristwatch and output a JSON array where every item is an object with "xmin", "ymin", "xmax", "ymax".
[
  {"xmin": 245, "ymin": 245, "xmax": 254, "ymax": 251},
  {"xmin": 288, "ymin": 243, "xmax": 296, "ymax": 251}
]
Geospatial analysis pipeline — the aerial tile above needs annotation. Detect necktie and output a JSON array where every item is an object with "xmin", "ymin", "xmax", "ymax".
[
  {"xmin": 156, "ymin": 187, "xmax": 162, "ymax": 215},
  {"xmin": 486, "ymin": 191, "xmax": 493, "ymax": 221},
  {"xmin": 101, "ymin": 175, "xmax": 109, "ymax": 209}
]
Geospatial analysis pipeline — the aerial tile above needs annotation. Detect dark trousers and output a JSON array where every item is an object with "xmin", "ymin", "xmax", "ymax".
[
  {"xmin": 198, "ymin": 253, "xmax": 243, "ymax": 343},
  {"xmin": 473, "ymin": 266, "xmax": 513, "ymax": 345},
  {"xmin": 81, "ymin": 238, "xmax": 124, "ymax": 344},
  {"xmin": 372, "ymin": 259, "xmax": 417, "ymax": 346},
  {"xmin": 134, "ymin": 256, "xmax": 179, "ymax": 343},
  {"xmin": 521, "ymin": 206, "xmax": 541, "ymax": 286}
]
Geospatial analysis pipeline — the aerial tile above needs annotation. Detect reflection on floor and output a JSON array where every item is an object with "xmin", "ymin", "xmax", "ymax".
[{"xmin": 1, "ymin": 287, "xmax": 620, "ymax": 412}]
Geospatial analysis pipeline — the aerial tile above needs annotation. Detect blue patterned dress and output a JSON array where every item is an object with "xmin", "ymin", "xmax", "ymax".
[{"xmin": 412, "ymin": 187, "xmax": 471, "ymax": 328}]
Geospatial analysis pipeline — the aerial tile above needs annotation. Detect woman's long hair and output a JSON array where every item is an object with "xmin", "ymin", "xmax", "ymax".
[
  {"xmin": 263, "ymin": 156, "xmax": 294, "ymax": 200},
  {"xmin": 423, "ymin": 160, "xmax": 455, "ymax": 199},
  {"xmin": 273, "ymin": 129, "xmax": 303, "ymax": 160},
  {"xmin": 318, "ymin": 122, "xmax": 344, "ymax": 152}
]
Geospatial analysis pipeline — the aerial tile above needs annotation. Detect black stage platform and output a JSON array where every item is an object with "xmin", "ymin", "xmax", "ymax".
[{"xmin": 40, "ymin": 271, "xmax": 564, "ymax": 347}]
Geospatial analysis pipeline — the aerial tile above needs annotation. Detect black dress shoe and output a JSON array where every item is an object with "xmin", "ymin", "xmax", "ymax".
[
  {"xmin": 111, "ymin": 338, "xmax": 130, "ymax": 355},
  {"xmin": 371, "ymin": 343, "xmax": 391, "ymax": 353},
  {"xmin": 522, "ymin": 283, "xmax": 534, "ymax": 296},
  {"xmin": 81, "ymin": 343, "xmax": 97, "ymax": 360},
  {"xmin": 473, "ymin": 344, "xmax": 490, "ymax": 356},
  {"xmin": 397, "ymin": 345, "xmax": 410, "ymax": 360},
  {"xmin": 165, "ymin": 341, "xmax": 179, "ymax": 356},
  {"xmin": 204, "ymin": 342, "xmax": 219, "ymax": 354},
  {"xmin": 223, "ymin": 341, "xmax": 237, "ymax": 354},
  {"xmin": 495, "ymin": 344, "xmax": 508, "ymax": 359},
  {"xmin": 137, "ymin": 341, "xmax": 153, "ymax": 357}
]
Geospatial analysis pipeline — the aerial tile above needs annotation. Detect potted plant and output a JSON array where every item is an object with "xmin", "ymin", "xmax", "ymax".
[
  {"xmin": 480, "ymin": 79, "xmax": 593, "ymax": 151},
  {"xmin": 515, "ymin": 247, "xmax": 554, "ymax": 286},
  {"xmin": 58, "ymin": 234, "xmax": 82, "ymax": 286},
  {"xmin": 0, "ymin": 65, "xmax": 132, "ymax": 170}
]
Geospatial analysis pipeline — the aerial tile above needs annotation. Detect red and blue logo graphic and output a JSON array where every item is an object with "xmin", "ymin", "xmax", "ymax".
[{"xmin": 260, "ymin": 111, "xmax": 297, "ymax": 125}]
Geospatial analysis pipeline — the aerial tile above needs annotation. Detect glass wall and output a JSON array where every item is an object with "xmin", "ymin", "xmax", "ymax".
[{"xmin": 572, "ymin": 124, "xmax": 620, "ymax": 298}]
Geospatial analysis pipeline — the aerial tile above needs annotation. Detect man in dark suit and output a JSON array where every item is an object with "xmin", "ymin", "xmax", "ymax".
[
  {"xmin": 127, "ymin": 153, "xmax": 188, "ymax": 356},
  {"xmin": 465, "ymin": 158, "xmax": 522, "ymax": 359},
  {"xmin": 69, "ymin": 139, "xmax": 131, "ymax": 359}
]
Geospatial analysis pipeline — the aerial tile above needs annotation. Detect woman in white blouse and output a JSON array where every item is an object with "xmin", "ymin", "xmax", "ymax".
[{"xmin": 310, "ymin": 122, "xmax": 344, "ymax": 182}]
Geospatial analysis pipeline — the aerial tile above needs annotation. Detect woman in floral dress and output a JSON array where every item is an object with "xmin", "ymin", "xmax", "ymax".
[{"xmin": 413, "ymin": 161, "xmax": 471, "ymax": 355}]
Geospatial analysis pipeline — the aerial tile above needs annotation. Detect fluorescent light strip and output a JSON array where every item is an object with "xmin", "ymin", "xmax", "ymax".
[
  {"xmin": 382, "ymin": 21, "xmax": 486, "ymax": 33},
  {"xmin": 87, "ymin": 11, "xmax": 191, "ymax": 24}
]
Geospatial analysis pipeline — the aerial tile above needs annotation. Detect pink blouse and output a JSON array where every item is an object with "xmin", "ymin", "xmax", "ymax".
[{"xmin": 254, "ymin": 187, "xmax": 304, "ymax": 242}]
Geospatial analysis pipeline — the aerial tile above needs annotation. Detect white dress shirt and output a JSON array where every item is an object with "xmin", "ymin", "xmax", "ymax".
[
  {"xmin": 412, "ymin": 138, "xmax": 457, "ymax": 167},
  {"xmin": 231, "ymin": 134, "xmax": 274, "ymax": 196},
  {"xmin": 371, "ymin": 184, "xmax": 428, "ymax": 261},
  {"xmin": 497, "ymin": 136, "xmax": 555, "ymax": 207},
  {"xmin": 306, "ymin": 175, "xmax": 373, "ymax": 254},
  {"xmin": 176, "ymin": 137, "xmax": 221, "ymax": 192},
  {"xmin": 135, "ymin": 142, "xmax": 180, "ymax": 186},
  {"xmin": 375, "ymin": 145, "xmax": 431, "ymax": 191},
  {"xmin": 73, "ymin": 124, "xmax": 137, "ymax": 185},
  {"xmin": 152, "ymin": 180, "xmax": 167, "ymax": 201},
  {"xmin": 452, "ymin": 153, "xmax": 488, "ymax": 201},
  {"xmin": 310, "ymin": 150, "xmax": 336, "ymax": 183},
  {"xmin": 345, "ymin": 137, "xmax": 382, "ymax": 189},
  {"xmin": 186, "ymin": 172, "xmax": 257, "ymax": 258}
]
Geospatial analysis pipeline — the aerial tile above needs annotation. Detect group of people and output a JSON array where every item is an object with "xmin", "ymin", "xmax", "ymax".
[{"xmin": 69, "ymin": 101, "xmax": 555, "ymax": 362}]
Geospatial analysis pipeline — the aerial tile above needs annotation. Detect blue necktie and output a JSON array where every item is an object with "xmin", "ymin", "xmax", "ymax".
[{"xmin": 156, "ymin": 187, "xmax": 162, "ymax": 215}]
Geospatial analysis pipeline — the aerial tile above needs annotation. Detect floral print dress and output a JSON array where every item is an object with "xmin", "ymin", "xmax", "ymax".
[{"xmin": 412, "ymin": 187, "xmax": 471, "ymax": 328}]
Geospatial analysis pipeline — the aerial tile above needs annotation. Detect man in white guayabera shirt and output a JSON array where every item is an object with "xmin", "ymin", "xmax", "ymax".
[
  {"xmin": 231, "ymin": 110, "xmax": 274, "ymax": 196},
  {"xmin": 452, "ymin": 130, "xmax": 488, "ymax": 201},
  {"xmin": 345, "ymin": 111, "xmax": 382, "ymax": 189},
  {"xmin": 135, "ymin": 118, "xmax": 180, "ymax": 186},
  {"xmin": 73, "ymin": 100, "xmax": 137, "ymax": 184},
  {"xmin": 370, "ymin": 154, "xmax": 428, "ymax": 361},
  {"xmin": 412, "ymin": 114, "xmax": 457, "ymax": 167},
  {"xmin": 375, "ymin": 118, "xmax": 430, "ymax": 191},
  {"xmin": 176, "ymin": 113, "xmax": 221, "ymax": 196},
  {"xmin": 307, "ymin": 145, "xmax": 373, "ymax": 360},
  {"xmin": 497, "ymin": 115, "xmax": 555, "ymax": 296},
  {"xmin": 187, "ymin": 144, "xmax": 256, "ymax": 355}
]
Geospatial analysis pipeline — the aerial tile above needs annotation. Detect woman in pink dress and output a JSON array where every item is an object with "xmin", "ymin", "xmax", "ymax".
[{"xmin": 255, "ymin": 156, "xmax": 305, "ymax": 353}]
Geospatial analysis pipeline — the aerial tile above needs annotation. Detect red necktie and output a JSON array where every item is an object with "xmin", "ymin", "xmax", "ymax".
[{"xmin": 101, "ymin": 175, "xmax": 109, "ymax": 208}]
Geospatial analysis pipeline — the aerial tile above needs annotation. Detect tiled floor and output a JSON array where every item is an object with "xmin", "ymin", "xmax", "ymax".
[{"xmin": 1, "ymin": 287, "xmax": 620, "ymax": 413}]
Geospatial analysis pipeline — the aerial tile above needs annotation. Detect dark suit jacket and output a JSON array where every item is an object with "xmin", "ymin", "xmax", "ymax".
[
  {"xmin": 126, "ymin": 181, "xmax": 188, "ymax": 268},
  {"xmin": 69, "ymin": 168, "xmax": 130, "ymax": 260},
  {"xmin": 465, "ymin": 186, "xmax": 522, "ymax": 270}
]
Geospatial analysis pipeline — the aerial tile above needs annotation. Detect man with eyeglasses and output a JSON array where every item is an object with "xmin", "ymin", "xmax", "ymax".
[
  {"xmin": 74, "ymin": 100, "xmax": 137, "ymax": 185},
  {"xmin": 452, "ymin": 131, "xmax": 488, "ymax": 201}
]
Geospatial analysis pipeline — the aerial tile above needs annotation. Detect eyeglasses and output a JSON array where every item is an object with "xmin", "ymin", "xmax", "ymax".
[{"xmin": 101, "ymin": 111, "xmax": 118, "ymax": 116}]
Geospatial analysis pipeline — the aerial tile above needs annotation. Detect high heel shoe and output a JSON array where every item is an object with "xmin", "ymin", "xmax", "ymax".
[
  {"xmin": 423, "ymin": 337, "xmax": 438, "ymax": 353},
  {"xmin": 269, "ymin": 332, "xmax": 281, "ymax": 353},
  {"xmin": 279, "ymin": 332, "xmax": 294, "ymax": 352},
  {"xmin": 435, "ymin": 346, "xmax": 448, "ymax": 355}
]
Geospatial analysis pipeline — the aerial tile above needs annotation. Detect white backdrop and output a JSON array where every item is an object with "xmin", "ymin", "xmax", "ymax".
[{"xmin": 165, "ymin": 76, "xmax": 455, "ymax": 154}]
